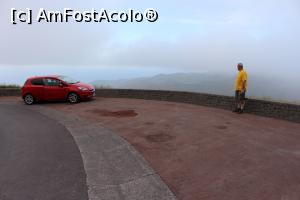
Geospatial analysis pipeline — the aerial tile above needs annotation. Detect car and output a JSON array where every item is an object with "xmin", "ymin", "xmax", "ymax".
[{"xmin": 21, "ymin": 75, "xmax": 95, "ymax": 105}]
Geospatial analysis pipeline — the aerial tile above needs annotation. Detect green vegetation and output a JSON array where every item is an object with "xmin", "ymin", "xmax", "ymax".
[{"xmin": 0, "ymin": 84, "xmax": 21, "ymax": 89}]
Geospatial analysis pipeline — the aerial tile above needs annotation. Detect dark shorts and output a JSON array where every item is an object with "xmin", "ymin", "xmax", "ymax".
[{"xmin": 235, "ymin": 90, "xmax": 246, "ymax": 101}]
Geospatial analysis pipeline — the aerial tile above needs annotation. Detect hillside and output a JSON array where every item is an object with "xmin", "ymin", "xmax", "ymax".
[{"xmin": 91, "ymin": 73, "xmax": 300, "ymax": 103}]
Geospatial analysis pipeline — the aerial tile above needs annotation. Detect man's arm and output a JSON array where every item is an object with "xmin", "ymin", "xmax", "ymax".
[
  {"xmin": 241, "ymin": 80, "xmax": 247, "ymax": 92},
  {"xmin": 241, "ymin": 73, "xmax": 247, "ymax": 92}
]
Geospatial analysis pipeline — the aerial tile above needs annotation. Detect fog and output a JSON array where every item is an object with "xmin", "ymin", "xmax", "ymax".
[{"xmin": 1, "ymin": 0, "xmax": 299, "ymax": 100}]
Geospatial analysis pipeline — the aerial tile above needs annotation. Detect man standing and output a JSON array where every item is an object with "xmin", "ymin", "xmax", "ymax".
[{"xmin": 233, "ymin": 63, "xmax": 248, "ymax": 114}]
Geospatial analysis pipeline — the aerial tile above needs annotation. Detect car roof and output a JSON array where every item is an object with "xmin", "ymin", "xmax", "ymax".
[{"xmin": 28, "ymin": 75, "xmax": 60, "ymax": 80}]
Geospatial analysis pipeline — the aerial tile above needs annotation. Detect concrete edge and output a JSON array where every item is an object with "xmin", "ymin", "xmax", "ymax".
[{"xmin": 29, "ymin": 105, "xmax": 177, "ymax": 200}]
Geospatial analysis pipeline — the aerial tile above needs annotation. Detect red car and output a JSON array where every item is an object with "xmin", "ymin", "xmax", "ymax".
[{"xmin": 21, "ymin": 75, "xmax": 95, "ymax": 105}]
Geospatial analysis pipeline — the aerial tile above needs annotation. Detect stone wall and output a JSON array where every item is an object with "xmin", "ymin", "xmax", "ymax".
[
  {"xmin": 0, "ymin": 88, "xmax": 21, "ymax": 97},
  {"xmin": 0, "ymin": 88, "xmax": 299, "ymax": 123},
  {"xmin": 95, "ymin": 89, "xmax": 300, "ymax": 123}
]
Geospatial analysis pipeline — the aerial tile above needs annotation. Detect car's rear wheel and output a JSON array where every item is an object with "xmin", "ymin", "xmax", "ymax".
[
  {"xmin": 68, "ymin": 92, "xmax": 79, "ymax": 104},
  {"xmin": 24, "ymin": 94, "xmax": 34, "ymax": 105}
]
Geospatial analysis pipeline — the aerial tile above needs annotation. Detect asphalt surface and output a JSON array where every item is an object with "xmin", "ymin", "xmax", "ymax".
[
  {"xmin": 31, "ymin": 103, "xmax": 176, "ymax": 200},
  {"xmin": 0, "ymin": 103, "xmax": 88, "ymax": 200},
  {"xmin": 2, "ymin": 96, "xmax": 300, "ymax": 200}
]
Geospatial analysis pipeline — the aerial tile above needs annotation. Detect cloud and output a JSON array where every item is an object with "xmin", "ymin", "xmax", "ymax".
[
  {"xmin": 0, "ymin": 0, "xmax": 299, "ymax": 78},
  {"xmin": 0, "ymin": 0, "xmax": 116, "ymax": 66}
]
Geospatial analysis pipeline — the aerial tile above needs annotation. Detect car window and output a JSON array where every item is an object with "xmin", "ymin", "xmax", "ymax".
[
  {"xmin": 58, "ymin": 76, "xmax": 79, "ymax": 84},
  {"xmin": 31, "ymin": 79, "xmax": 44, "ymax": 86},
  {"xmin": 44, "ymin": 78, "xmax": 61, "ymax": 86}
]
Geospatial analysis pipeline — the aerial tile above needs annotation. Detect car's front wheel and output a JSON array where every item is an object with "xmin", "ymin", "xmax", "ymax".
[
  {"xmin": 68, "ymin": 92, "xmax": 79, "ymax": 104},
  {"xmin": 24, "ymin": 94, "xmax": 34, "ymax": 105}
]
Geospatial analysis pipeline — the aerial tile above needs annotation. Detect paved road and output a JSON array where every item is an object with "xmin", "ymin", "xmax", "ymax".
[{"xmin": 0, "ymin": 103, "xmax": 88, "ymax": 200}]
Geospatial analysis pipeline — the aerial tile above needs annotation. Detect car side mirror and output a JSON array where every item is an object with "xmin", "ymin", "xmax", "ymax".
[{"xmin": 59, "ymin": 83, "xmax": 64, "ymax": 87}]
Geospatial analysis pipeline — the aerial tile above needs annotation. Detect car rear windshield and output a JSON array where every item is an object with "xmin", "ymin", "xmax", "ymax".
[
  {"xmin": 31, "ymin": 78, "xmax": 44, "ymax": 85},
  {"xmin": 58, "ymin": 76, "xmax": 79, "ymax": 84}
]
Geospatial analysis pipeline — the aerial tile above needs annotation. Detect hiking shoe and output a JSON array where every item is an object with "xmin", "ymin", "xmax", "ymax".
[{"xmin": 238, "ymin": 109, "xmax": 244, "ymax": 114}]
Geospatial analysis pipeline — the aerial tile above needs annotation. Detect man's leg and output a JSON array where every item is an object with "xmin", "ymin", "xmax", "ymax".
[
  {"xmin": 238, "ymin": 91, "xmax": 246, "ymax": 114},
  {"xmin": 233, "ymin": 90, "xmax": 241, "ymax": 112},
  {"xmin": 240, "ymin": 100, "xmax": 245, "ymax": 110}
]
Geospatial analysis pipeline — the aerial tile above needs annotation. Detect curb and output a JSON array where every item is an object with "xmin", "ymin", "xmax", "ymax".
[{"xmin": 30, "ymin": 105, "xmax": 176, "ymax": 200}]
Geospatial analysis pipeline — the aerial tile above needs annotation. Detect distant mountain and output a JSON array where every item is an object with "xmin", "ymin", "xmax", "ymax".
[{"xmin": 91, "ymin": 72, "xmax": 300, "ymax": 103}]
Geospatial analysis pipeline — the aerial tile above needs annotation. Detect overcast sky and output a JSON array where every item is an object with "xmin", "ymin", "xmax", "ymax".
[{"xmin": 0, "ymin": 0, "xmax": 300, "ymax": 84}]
